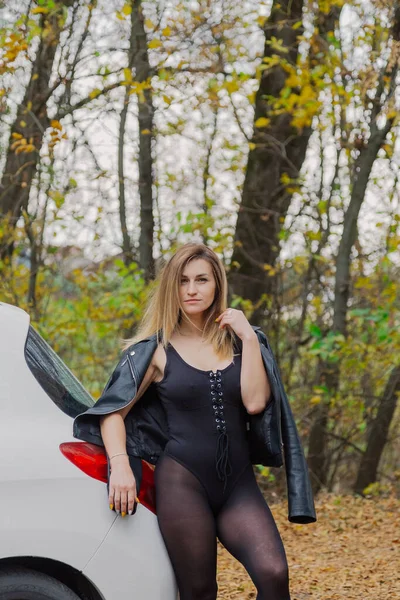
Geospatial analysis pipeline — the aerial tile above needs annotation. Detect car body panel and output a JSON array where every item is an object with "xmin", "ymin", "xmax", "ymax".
[
  {"xmin": 0, "ymin": 302, "xmax": 116, "ymax": 569},
  {"xmin": 0, "ymin": 302, "xmax": 177, "ymax": 599},
  {"xmin": 83, "ymin": 505, "xmax": 177, "ymax": 600},
  {"xmin": 0, "ymin": 478, "xmax": 117, "ymax": 568}
]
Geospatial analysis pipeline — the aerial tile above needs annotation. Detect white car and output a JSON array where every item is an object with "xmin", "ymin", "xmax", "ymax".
[{"xmin": 0, "ymin": 301, "xmax": 177, "ymax": 600}]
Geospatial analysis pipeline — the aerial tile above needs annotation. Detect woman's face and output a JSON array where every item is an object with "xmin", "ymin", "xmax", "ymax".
[{"xmin": 179, "ymin": 258, "xmax": 217, "ymax": 316}]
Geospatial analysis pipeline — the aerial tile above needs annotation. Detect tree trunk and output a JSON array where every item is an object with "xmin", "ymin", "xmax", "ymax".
[
  {"xmin": 308, "ymin": 119, "xmax": 398, "ymax": 492},
  {"xmin": 132, "ymin": 0, "xmax": 155, "ymax": 282},
  {"xmin": 229, "ymin": 1, "xmax": 341, "ymax": 324},
  {"xmin": 307, "ymin": 5, "xmax": 400, "ymax": 490},
  {"xmin": 354, "ymin": 365, "xmax": 400, "ymax": 495},
  {"xmin": 0, "ymin": 1, "xmax": 74, "ymax": 263},
  {"xmin": 118, "ymin": 0, "xmax": 144, "ymax": 267}
]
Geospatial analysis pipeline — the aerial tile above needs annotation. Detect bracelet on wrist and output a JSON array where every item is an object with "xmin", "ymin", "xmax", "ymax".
[{"xmin": 109, "ymin": 452, "xmax": 128, "ymax": 460}]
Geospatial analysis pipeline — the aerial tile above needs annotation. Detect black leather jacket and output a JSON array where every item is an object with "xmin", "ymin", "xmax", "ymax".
[{"xmin": 73, "ymin": 326, "xmax": 316, "ymax": 523}]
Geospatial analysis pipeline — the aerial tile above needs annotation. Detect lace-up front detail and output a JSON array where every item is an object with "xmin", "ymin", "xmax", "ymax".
[
  {"xmin": 155, "ymin": 343, "xmax": 251, "ymax": 506},
  {"xmin": 209, "ymin": 369, "xmax": 232, "ymax": 492}
]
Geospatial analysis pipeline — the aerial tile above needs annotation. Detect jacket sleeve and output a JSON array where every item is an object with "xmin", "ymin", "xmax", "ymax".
[
  {"xmin": 72, "ymin": 352, "xmax": 142, "ymax": 498},
  {"xmin": 257, "ymin": 329, "xmax": 316, "ymax": 524},
  {"xmin": 73, "ymin": 351, "xmax": 138, "ymax": 446}
]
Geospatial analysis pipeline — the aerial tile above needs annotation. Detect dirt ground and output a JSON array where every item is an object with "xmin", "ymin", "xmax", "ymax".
[{"xmin": 216, "ymin": 491, "xmax": 400, "ymax": 599}]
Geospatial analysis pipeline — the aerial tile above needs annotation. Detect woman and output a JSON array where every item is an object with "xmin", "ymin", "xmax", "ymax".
[{"xmin": 73, "ymin": 242, "xmax": 316, "ymax": 600}]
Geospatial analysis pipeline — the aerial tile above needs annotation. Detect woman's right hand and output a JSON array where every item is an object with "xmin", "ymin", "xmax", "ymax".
[{"xmin": 108, "ymin": 455, "xmax": 137, "ymax": 516}]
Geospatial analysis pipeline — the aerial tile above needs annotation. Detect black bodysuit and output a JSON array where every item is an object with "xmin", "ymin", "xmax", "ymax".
[
  {"xmin": 154, "ymin": 342, "xmax": 251, "ymax": 513},
  {"xmin": 152, "ymin": 342, "xmax": 290, "ymax": 600}
]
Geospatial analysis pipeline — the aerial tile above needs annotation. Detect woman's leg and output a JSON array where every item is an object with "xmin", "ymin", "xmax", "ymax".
[
  {"xmin": 216, "ymin": 464, "xmax": 290, "ymax": 600},
  {"xmin": 154, "ymin": 454, "xmax": 218, "ymax": 600}
]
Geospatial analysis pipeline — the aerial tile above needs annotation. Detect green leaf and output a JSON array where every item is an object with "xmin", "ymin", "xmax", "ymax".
[{"xmin": 309, "ymin": 323, "xmax": 322, "ymax": 338}]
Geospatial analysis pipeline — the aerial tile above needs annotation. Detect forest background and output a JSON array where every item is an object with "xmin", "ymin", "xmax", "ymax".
[{"xmin": 1, "ymin": 0, "xmax": 400, "ymax": 510}]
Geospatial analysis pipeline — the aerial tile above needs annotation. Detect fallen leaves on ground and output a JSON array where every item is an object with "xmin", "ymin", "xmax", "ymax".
[{"xmin": 216, "ymin": 491, "xmax": 400, "ymax": 599}]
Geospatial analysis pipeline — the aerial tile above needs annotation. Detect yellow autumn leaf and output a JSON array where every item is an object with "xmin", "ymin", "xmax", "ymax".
[
  {"xmin": 285, "ymin": 73, "xmax": 301, "ymax": 87},
  {"xmin": 123, "ymin": 68, "xmax": 132, "ymax": 83},
  {"xmin": 354, "ymin": 277, "xmax": 374, "ymax": 290},
  {"xmin": 300, "ymin": 84, "xmax": 316, "ymax": 102},
  {"xmin": 15, "ymin": 145, "xmax": 28, "ymax": 155},
  {"xmin": 262, "ymin": 262, "xmax": 277, "ymax": 275},
  {"xmin": 162, "ymin": 26, "xmax": 172, "ymax": 36},
  {"xmin": 267, "ymin": 36, "xmax": 289, "ymax": 54},
  {"xmin": 148, "ymin": 39, "xmax": 162, "ymax": 49},
  {"xmin": 11, "ymin": 132, "xmax": 23, "ymax": 140},
  {"xmin": 121, "ymin": 3, "xmax": 132, "ymax": 16},
  {"xmin": 310, "ymin": 396, "xmax": 322, "ymax": 405},
  {"xmin": 319, "ymin": 0, "xmax": 333, "ymax": 14},
  {"xmin": 305, "ymin": 230, "xmax": 322, "ymax": 241},
  {"xmin": 248, "ymin": 142, "xmax": 257, "ymax": 151},
  {"xmin": 5, "ymin": 51, "xmax": 17, "ymax": 62},
  {"xmin": 32, "ymin": 7, "xmax": 49, "ymax": 15},
  {"xmin": 263, "ymin": 263, "xmax": 274, "ymax": 271},
  {"xmin": 382, "ymin": 143, "xmax": 393, "ymax": 157},
  {"xmin": 10, "ymin": 140, "xmax": 22, "ymax": 151},
  {"xmin": 255, "ymin": 117, "xmax": 270, "ymax": 128},
  {"xmin": 262, "ymin": 55, "xmax": 280, "ymax": 66},
  {"xmin": 89, "ymin": 88, "xmax": 101, "ymax": 99},
  {"xmin": 224, "ymin": 80, "xmax": 239, "ymax": 94}
]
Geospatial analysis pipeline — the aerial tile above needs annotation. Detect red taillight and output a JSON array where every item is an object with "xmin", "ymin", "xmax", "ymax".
[
  {"xmin": 59, "ymin": 442, "xmax": 157, "ymax": 514},
  {"xmin": 60, "ymin": 442, "xmax": 108, "ymax": 482},
  {"xmin": 139, "ymin": 460, "xmax": 157, "ymax": 514}
]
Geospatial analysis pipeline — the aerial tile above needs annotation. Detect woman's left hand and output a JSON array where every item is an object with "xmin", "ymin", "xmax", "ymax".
[{"xmin": 215, "ymin": 308, "xmax": 256, "ymax": 341}]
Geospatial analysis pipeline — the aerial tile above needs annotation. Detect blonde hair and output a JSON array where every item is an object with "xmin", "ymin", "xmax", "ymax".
[{"xmin": 122, "ymin": 242, "xmax": 235, "ymax": 359}]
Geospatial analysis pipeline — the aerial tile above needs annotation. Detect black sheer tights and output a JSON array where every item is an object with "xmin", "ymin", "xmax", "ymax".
[{"xmin": 154, "ymin": 454, "xmax": 290, "ymax": 600}]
